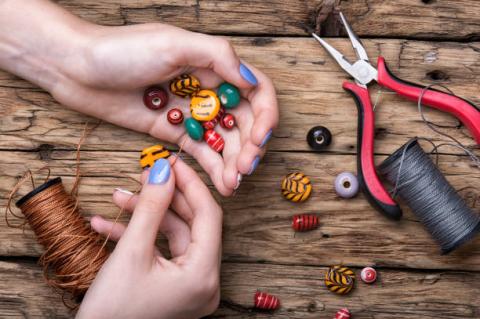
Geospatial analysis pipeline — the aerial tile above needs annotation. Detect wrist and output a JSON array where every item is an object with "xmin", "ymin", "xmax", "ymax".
[{"xmin": 0, "ymin": 0, "xmax": 98, "ymax": 92}]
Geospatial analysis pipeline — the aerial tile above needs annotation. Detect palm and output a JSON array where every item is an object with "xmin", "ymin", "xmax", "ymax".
[{"xmin": 51, "ymin": 24, "xmax": 277, "ymax": 195}]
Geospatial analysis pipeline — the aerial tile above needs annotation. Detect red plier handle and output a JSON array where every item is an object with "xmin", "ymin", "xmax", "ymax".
[
  {"xmin": 343, "ymin": 82, "xmax": 402, "ymax": 220},
  {"xmin": 377, "ymin": 57, "xmax": 480, "ymax": 144}
]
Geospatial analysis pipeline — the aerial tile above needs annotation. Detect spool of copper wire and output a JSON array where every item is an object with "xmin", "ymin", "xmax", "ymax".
[{"xmin": 13, "ymin": 176, "xmax": 109, "ymax": 305}]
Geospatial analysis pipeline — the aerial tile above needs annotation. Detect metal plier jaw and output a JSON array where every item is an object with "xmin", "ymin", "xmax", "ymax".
[
  {"xmin": 312, "ymin": 12, "xmax": 377, "ymax": 88},
  {"xmin": 312, "ymin": 12, "xmax": 480, "ymax": 221}
]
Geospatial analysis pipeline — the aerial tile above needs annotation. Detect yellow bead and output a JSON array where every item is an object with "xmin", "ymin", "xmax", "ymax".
[
  {"xmin": 169, "ymin": 74, "xmax": 201, "ymax": 98},
  {"xmin": 281, "ymin": 172, "xmax": 312, "ymax": 202},
  {"xmin": 140, "ymin": 145, "xmax": 170, "ymax": 169},
  {"xmin": 325, "ymin": 265, "xmax": 355, "ymax": 295},
  {"xmin": 190, "ymin": 89, "xmax": 221, "ymax": 122}
]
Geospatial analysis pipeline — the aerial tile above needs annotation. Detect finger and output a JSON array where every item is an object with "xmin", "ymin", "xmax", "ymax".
[
  {"xmin": 118, "ymin": 158, "xmax": 175, "ymax": 255},
  {"xmin": 112, "ymin": 188, "xmax": 139, "ymax": 212},
  {"xmin": 159, "ymin": 209, "xmax": 191, "ymax": 257},
  {"xmin": 172, "ymin": 158, "xmax": 223, "ymax": 267},
  {"xmin": 111, "ymin": 189, "xmax": 191, "ymax": 257},
  {"xmin": 172, "ymin": 31, "xmax": 258, "ymax": 90},
  {"xmin": 215, "ymin": 125, "xmax": 242, "ymax": 191},
  {"xmin": 171, "ymin": 189, "xmax": 194, "ymax": 227},
  {"xmin": 90, "ymin": 215, "xmax": 126, "ymax": 242},
  {"xmin": 179, "ymin": 137, "xmax": 233, "ymax": 196},
  {"xmin": 240, "ymin": 62, "xmax": 278, "ymax": 147}
]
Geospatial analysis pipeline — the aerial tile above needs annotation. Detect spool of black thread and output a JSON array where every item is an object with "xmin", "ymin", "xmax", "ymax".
[{"xmin": 378, "ymin": 138, "xmax": 480, "ymax": 254}]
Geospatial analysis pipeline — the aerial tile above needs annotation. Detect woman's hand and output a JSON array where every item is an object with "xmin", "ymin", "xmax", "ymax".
[
  {"xmin": 77, "ymin": 157, "xmax": 223, "ymax": 319},
  {"xmin": 56, "ymin": 23, "xmax": 278, "ymax": 196},
  {"xmin": 0, "ymin": 0, "xmax": 278, "ymax": 196}
]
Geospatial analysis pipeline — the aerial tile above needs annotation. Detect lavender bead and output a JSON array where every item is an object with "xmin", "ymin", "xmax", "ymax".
[{"xmin": 334, "ymin": 172, "xmax": 359, "ymax": 198}]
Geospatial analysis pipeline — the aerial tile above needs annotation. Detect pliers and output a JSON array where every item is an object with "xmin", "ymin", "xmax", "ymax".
[{"xmin": 313, "ymin": 12, "xmax": 480, "ymax": 220}]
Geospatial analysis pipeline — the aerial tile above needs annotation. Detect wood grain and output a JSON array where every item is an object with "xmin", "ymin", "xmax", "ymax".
[
  {"xmin": 0, "ymin": 260, "xmax": 478, "ymax": 319},
  {"xmin": 1, "ymin": 150, "xmax": 479, "ymax": 270},
  {"xmin": 51, "ymin": 0, "xmax": 480, "ymax": 40},
  {"xmin": 1, "ymin": 38, "xmax": 479, "ymax": 155}
]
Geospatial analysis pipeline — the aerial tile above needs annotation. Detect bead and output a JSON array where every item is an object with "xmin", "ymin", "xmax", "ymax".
[
  {"xmin": 325, "ymin": 265, "xmax": 355, "ymax": 295},
  {"xmin": 254, "ymin": 291, "xmax": 280, "ymax": 310},
  {"xmin": 334, "ymin": 172, "xmax": 359, "ymax": 198},
  {"xmin": 203, "ymin": 107, "xmax": 225, "ymax": 130},
  {"xmin": 169, "ymin": 74, "xmax": 200, "ymax": 98},
  {"xmin": 220, "ymin": 113, "xmax": 236, "ymax": 129},
  {"xmin": 143, "ymin": 86, "xmax": 169, "ymax": 110},
  {"xmin": 140, "ymin": 145, "xmax": 170, "ymax": 169},
  {"xmin": 184, "ymin": 118, "xmax": 204, "ymax": 141},
  {"xmin": 281, "ymin": 172, "xmax": 312, "ymax": 203},
  {"xmin": 217, "ymin": 82, "xmax": 241, "ymax": 109},
  {"xmin": 335, "ymin": 308, "xmax": 351, "ymax": 319},
  {"xmin": 360, "ymin": 267, "xmax": 377, "ymax": 284},
  {"xmin": 306, "ymin": 126, "xmax": 332, "ymax": 150},
  {"xmin": 167, "ymin": 108, "xmax": 184, "ymax": 125},
  {"xmin": 291, "ymin": 214, "xmax": 319, "ymax": 232},
  {"xmin": 190, "ymin": 89, "xmax": 221, "ymax": 121},
  {"xmin": 204, "ymin": 129, "xmax": 225, "ymax": 153}
]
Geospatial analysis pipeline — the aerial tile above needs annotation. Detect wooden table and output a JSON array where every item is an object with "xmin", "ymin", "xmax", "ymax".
[{"xmin": 1, "ymin": 1, "xmax": 479, "ymax": 318}]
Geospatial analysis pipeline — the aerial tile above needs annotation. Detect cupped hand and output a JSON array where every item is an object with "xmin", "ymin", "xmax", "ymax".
[
  {"xmin": 77, "ymin": 157, "xmax": 223, "ymax": 319},
  {"xmin": 52, "ymin": 23, "xmax": 278, "ymax": 196}
]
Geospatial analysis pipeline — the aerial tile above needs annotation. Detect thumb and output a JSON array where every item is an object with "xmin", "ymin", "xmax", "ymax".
[
  {"xmin": 119, "ymin": 158, "xmax": 175, "ymax": 254},
  {"xmin": 173, "ymin": 31, "xmax": 258, "ymax": 89}
]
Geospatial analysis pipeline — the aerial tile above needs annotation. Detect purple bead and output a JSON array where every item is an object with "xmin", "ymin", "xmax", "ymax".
[{"xmin": 334, "ymin": 172, "xmax": 359, "ymax": 198}]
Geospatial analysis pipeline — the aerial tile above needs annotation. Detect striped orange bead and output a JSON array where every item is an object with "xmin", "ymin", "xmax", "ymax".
[
  {"xmin": 169, "ymin": 74, "xmax": 200, "ymax": 98},
  {"xmin": 325, "ymin": 265, "xmax": 355, "ymax": 295},
  {"xmin": 281, "ymin": 172, "xmax": 312, "ymax": 202}
]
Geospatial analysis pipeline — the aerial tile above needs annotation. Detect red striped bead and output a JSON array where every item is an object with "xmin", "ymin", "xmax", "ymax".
[
  {"xmin": 203, "ymin": 107, "xmax": 225, "ymax": 130},
  {"xmin": 204, "ymin": 129, "xmax": 225, "ymax": 153},
  {"xmin": 335, "ymin": 308, "xmax": 351, "ymax": 319},
  {"xmin": 291, "ymin": 214, "xmax": 319, "ymax": 232},
  {"xmin": 254, "ymin": 291, "xmax": 280, "ymax": 310}
]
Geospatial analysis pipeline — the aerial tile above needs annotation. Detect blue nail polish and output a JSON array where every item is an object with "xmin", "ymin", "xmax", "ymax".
[
  {"xmin": 148, "ymin": 158, "xmax": 170, "ymax": 185},
  {"xmin": 248, "ymin": 156, "xmax": 260, "ymax": 175},
  {"xmin": 240, "ymin": 63, "xmax": 258, "ymax": 86},
  {"xmin": 259, "ymin": 129, "xmax": 272, "ymax": 148}
]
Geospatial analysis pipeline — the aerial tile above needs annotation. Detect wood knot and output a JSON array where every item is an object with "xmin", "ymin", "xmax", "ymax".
[
  {"xmin": 312, "ymin": 0, "xmax": 342, "ymax": 36},
  {"xmin": 426, "ymin": 70, "xmax": 449, "ymax": 82},
  {"xmin": 37, "ymin": 143, "xmax": 54, "ymax": 161}
]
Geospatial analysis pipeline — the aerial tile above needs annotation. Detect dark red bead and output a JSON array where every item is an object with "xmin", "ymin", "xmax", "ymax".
[
  {"xmin": 143, "ymin": 86, "xmax": 169, "ymax": 110},
  {"xmin": 220, "ymin": 113, "xmax": 235, "ymax": 129},
  {"xmin": 203, "ymin": 107, "xmax": 225, "ymax": 130},
  {"xmin": 167, "ymin": 108, "xmax": 184, "ymax": 125}
]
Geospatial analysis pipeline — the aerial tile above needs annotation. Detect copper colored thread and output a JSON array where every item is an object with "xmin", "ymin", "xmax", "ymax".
[{"xmin": 16, "ymin": 181, "xmax": 109, "ymax": 298}]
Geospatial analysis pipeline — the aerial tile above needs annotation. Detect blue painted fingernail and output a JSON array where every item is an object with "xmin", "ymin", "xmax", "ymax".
[
  {"xmin": 240, "ymin": 63, "xmax": 258, "ymax": 86},
  {"xmin": 259, "ymin": 129, "xmax": 272, "ymax": 148},
  {"xmin": 148, "ymin": 158, "xmax": 170, "ymax": 185},
  {"xmin": 248, "ymin": 156, "xmax": 260, "ymax": 175}
]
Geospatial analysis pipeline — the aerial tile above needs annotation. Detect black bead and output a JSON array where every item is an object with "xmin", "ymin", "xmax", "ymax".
[{"xmin": 306, "ymin": 126, "xmax": 332, "ymax": 150}]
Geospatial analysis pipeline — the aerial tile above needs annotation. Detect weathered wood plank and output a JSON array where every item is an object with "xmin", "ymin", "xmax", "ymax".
[
  {"xmin": 1, "ymin": 150, "xmax": 479, "ymax": 270},
  {"xmin": 51, "ymin": 0, "xmax": 480, "ymax": 40},
  {"xmin": 1, "ymin": 38, "xmax": 479, "ymax": 155},
  {"xmin": 0, "ymin": 260, "xmax": 478, "ymax": 319}
]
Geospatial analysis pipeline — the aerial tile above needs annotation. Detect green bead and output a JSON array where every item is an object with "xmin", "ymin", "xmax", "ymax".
[
  {"xmin": 217, "ymin": 82, "xmax": 241, "ymax": 109},
  {"xmin": 184, "ymin": 118, "xmax": 204, "ymax": 141}
]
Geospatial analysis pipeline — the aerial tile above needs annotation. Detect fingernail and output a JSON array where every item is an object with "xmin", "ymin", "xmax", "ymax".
[
  {"xmin": 259, "ymin": 129, "xmax": 272, "ymax": 148},
  {"xmin": 114, "ymin": 188, "xmax": 133, "ymax": 195},
  {"xmin": 148, "ymin": 158, "xmax": 171, "ymax": 185},
  {"xmin": 239, "ymin": 63, "xmax": 258, "ymax": 86},
  {"xmin": 248, "ymin": 156, "xmax": 260, "ymax": 175},
  {"xmin": 234, "ymin": 174, "xmax": 242, "ymax": 190}
]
